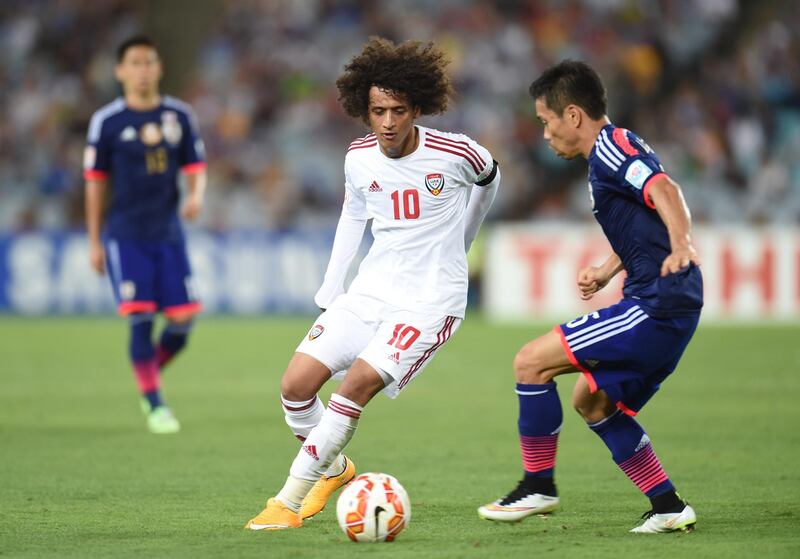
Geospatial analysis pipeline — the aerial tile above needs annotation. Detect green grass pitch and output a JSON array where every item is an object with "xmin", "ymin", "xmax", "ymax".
[{"xmin": 1, "ymin": 316, "xmax": 799, "ymax": 558}]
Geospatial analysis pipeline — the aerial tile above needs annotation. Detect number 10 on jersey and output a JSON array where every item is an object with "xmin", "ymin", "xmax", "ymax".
[{"xmin": 391, "ymin": 189, "xmax": 420, "ymax": 220}]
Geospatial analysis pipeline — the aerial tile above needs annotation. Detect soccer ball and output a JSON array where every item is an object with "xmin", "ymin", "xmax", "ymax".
[{"xmin": 336, "ymin": 472, "xmax": 411, "ymax": 542}]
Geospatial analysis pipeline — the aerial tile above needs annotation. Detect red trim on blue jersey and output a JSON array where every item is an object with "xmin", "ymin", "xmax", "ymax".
[
  {"xmin": 118, "ymin": 301, "xmax": 158, "ymax": 316},
  {"xmin": 553, "ymin": 325, "xmax": 597, "ymax": 392},
  {"xmin": 615, "ymin": 401, "xmax": 638, "ymax": 417},
  {"xmin": 612, "ymin": 128, "xmax": 639, "ymax": 156},
  {"xmin": 84, "ymin": 169, "xmax": 109, "ymax": 180},
  {"xmin": 642, "ymin": 172, "xmax": 668, "ymax": 209},
  {"xmin": 181, "ymin": 162, "xmax": 207, "ymax": 174},
  {"xmin": 164, "ymin": 302, "xmax": 203, "ymax": 318}
]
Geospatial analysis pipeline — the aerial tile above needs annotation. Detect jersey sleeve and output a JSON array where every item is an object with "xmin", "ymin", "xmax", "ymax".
[
  {"xmin": 179, "ymin": 106, "xmax": 207, "ymax": 174},
  {"xmin": 595, "ymin": 128, "xmax": 668, "ymax": 209},
  {"xmin": 425, "ymin": 131, "xmax": 495, "ymax": 186},
  {"xmin": 466, "ymin": 137, "xmax": 495, "ymax": 185},
  {"xmin": 84, "ymin": 112, "xmax": 112, "ymax": 180},
  {"xmin": 341, "ymin": 160, "xmax": 368, "ymax": 220}
]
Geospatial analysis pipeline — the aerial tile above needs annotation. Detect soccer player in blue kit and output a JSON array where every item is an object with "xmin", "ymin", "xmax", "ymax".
[
  {"xmin": 84, "ymin": 36, "xmax": 207, "ymax": 434},
  {"xmin": 478, "ymin": 61, "xmax": 703, "ymax": 533}
]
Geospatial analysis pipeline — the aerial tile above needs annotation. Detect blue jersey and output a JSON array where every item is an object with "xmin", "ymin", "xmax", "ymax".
[
  {"xmin": 587, "ymin": 124, "xmax": 702, "ymax": 317},
  {"xmin": 84, "ymin": 96, "xmax": 206, "ymax": 241}
]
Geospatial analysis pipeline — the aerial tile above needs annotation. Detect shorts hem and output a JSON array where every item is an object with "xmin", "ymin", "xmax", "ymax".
[
  {"xmin": 118, "ymin": 301, "xmax": 157, "ymax": 316},
  {"xmin": 615, "ymin": 401, "xmax": 638, "ymax": 416},
  {"xmin": 554, "ymin": 325, "xmax": 597, "ymax": 393},
  {"xmin": 164, "ymin": 302, "xmax": 203, "ymax": 318},
  {"xmin": 294, "ymin": 350, "xmax": 335, "ymax": 374}
]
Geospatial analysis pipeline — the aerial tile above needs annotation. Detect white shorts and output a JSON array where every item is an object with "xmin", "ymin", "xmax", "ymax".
[{"xmin": 295, "ymin": 293, "xmax": 461, "ymax": 398}]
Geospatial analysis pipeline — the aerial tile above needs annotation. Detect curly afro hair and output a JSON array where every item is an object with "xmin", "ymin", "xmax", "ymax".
[{"xmin": 336, "ymin": 36, "xmax": 454, "ymax": 123}]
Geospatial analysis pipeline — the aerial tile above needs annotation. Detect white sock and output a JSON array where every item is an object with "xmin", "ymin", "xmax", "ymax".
[
  {"xmin": 325, "ymin": 454, "xmax": 347, "ymax": 477},
  {"xmin": 288, "ymin": 394, "xmax": 362, "ymax": 484},
  {"xmin": 281, "ymin": 395, "xmax": 323, "ymax": 440},
  {"xmin": 276, "ymin": 476, "xmax": 315, "ymax": 513},
  {"xmin": 281, "ymin": 395, "xmax": 346, "ymax": 477}
]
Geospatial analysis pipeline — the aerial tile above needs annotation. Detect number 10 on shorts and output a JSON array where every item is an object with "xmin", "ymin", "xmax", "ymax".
[{"xmin": 388, "ymin": 324, "xmax": 421, "ymax": 350}]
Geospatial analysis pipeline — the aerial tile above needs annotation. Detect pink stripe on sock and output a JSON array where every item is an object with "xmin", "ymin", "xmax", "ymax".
[
  {"xmin": 156, "ymin": 346, "xmax": 175, "ymax": 369},
  {"xmin": 133, "ymin": 359, "xmax": 160, "ymax": 392},
  {"xmin": 618, "ymin": 444, "xmax": 670, "ymax": 494},
  {"xmin": 520, "ymin": 434, "xmax": 558, "ymax": 473}
]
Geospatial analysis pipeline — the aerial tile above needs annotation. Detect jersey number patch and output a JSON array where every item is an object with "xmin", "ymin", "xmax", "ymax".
[
  {"xmin": 387, "ymin": 323, "xmax": 421, "ymax": 350},
  {"xmin": 391, "ymin": 189, "xmax": 420, "ymax": 220},
  {"xmin": 145, "ymin": 148, "xmax": 168, "ymax": 174}
]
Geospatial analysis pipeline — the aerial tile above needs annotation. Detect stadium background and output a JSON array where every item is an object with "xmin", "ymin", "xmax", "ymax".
[
  {"xmin": 1, "ymin": 1, "xmax": 799, "ymax": 558},
  {"xmin": 1, "ymin": 0, "xmax": 798, "ymax": 318}
]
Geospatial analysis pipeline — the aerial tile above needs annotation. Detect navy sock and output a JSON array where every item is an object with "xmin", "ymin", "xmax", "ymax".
[
  {"xmin": 588, "ymin": 410, "xmax": 674, "ymax": 498},
  {"xmin": 517, "ymin": 382, "xmax": 562, "ymax": 486},
  {"xmin": 129, "ymin": 313, "xmax": 155, "ymax": 362},
  {"xmin": 129, "ymin": 314, "xmax": 163, "ymax": 407},
  {"xmin": 156, "ymin": 320, "xmax": 192, "ymax": 369},
  {"xmin": 143, "ymin": 390, "xmax": 163, "ymax": 410}
]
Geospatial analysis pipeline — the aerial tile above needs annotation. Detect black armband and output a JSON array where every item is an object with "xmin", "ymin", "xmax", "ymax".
[{"xmin": 475, "ymin": 160, "xmax": 498, "ymax": 186}]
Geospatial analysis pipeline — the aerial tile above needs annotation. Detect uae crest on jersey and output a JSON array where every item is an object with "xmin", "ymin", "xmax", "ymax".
[
  {"xmin": 308, "ymin": 324, "xmax": 325, "ymax": 341},
  {"xmin": 424, "ymin": 173, "xmax": 444, "ymax": 196}
]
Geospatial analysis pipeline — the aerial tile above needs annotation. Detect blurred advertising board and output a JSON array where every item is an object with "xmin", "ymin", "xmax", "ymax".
[
  {"xmin": 0, "ymin": 230, "xmax": 334, "ymax": 315},
  {"xmin": 485, "ymin": 225, "xmax": 800, "ymax": 321}
]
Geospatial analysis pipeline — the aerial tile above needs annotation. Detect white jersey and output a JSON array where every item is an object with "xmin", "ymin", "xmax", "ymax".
[{"xmin": 340, "ymin": 125, "xmax": 494, "ymax": 318}]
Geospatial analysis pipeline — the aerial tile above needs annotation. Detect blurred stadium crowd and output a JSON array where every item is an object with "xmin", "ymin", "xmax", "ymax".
[{"xmin": 1, "ymin": 0, "xmax": 798, "ymax": 232}]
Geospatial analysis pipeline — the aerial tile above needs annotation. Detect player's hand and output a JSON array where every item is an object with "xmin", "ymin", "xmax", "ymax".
[
  {"xmin": 89, "ymin": 241, "xmax": 105, "ymax": 275},
  {"xmin": 661, "ymin": 245, "xmax": 700, "ymax": 277},
  {"xmin": 181, "ymin": 195, "xmax": 203, "ymax": 221},
  {"xmin": 577, "ymin": 266, "xmax": 610, "ymax": 300}
]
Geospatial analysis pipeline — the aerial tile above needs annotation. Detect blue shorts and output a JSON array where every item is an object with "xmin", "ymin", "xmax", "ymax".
[
  {"xmin": 555, "ymin": 299, "xmax": 699, "ymax": 415},
  {"xmin": 105, "ymin": 238, "xmax": 201, "ymax": 317}
]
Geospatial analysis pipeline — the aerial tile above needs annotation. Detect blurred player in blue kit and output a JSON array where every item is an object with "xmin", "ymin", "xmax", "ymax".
[
  {"xmin": 478, "ymin": 61, "xmax": 703, "ymax": 533},
  {"xmin": 84, "ymin": 36, "xmax": 207, "ymax": 434}
]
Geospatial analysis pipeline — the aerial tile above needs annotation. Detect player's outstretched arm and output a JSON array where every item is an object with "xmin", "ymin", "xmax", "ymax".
[
  {"xmin": 313, "ymin": 213, "xmax": 367, "ymax": 310},
  {"xmin": 181, "ymin": 169, "xmax": 207, "ymax": 221},
  {"xmin": 464, "ymin": 162, "xmax": 500, "ymax": 252},
  {"xmin": 577, "ymin": 252, "xmax": 623, "ymax": 300},
  {"xmin": 85, "ymin": 178, "xmax": 108, "ymax": 275},
  {"xmin": 645, "ymin": 175, "xmax": 701, "ymax": 277}
]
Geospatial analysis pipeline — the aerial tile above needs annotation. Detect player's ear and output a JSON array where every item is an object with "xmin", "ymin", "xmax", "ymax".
[{"xmin": 565, "ymin": 105, "xmax": 581, "ymax": 128}]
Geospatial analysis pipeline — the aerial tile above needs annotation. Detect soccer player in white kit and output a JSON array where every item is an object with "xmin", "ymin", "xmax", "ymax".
[{"xmin": 246, "ymin": 37, "xmax": 501, "ymax": 530}]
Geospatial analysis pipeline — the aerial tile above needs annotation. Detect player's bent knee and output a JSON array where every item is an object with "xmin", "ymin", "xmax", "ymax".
[
  {"xmin": 280, "ymin": 374, "xmax": 317, "ymax": 403},
  {"xmin": 572, "ymin": 388, "xmax": 615, "ymax": 423},
  {"xmin": 336, "ymin": 360, "xmax": 386, "ymax": 407},
  {"xmin": 513, "ymin": 343, "xmax": 548, "ymax": 384}
]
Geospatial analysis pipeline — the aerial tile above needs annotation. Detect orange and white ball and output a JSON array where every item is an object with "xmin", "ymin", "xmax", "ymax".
[{"xmin": 336, "ymin": 472, "xmax": 411, "ymax": 542}]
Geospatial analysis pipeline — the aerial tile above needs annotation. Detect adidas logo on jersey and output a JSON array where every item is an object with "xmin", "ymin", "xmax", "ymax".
[
  {"xmin": 302, "ymin": 444, "xmax": 319, "ymax": 461},
  {"xmin": 120, "ymin": 126, "xmax": 137, "ymax": 141},
  {"xmin": 368, "ymin": 181, "xmax": 383, "ymax": 192},
  {"xmin": 388, "ymin": 352, "xmax": 400, "ymax": 364}
]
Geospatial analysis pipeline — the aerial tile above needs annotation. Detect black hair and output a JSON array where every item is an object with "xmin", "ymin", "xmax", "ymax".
[
  {"xmin": 529, "ymin": 60, "xmax": 607, "ymax": 119},
  {"xmin": 336, "ymin": 36, "xmax": 453, "ymax": 123},
  {"xmin": 116, "ymin": 35, "xmax": 158, "ymax": 62}
]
